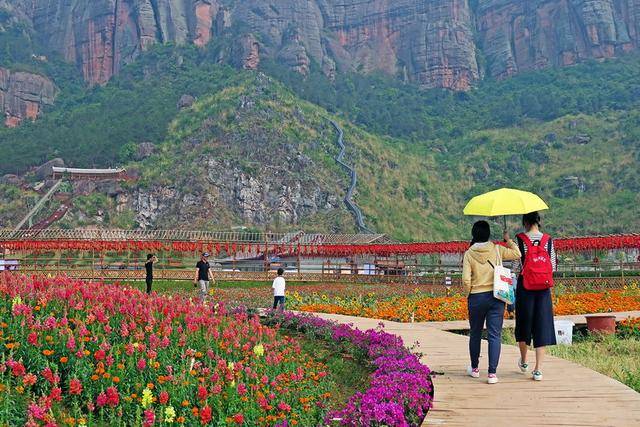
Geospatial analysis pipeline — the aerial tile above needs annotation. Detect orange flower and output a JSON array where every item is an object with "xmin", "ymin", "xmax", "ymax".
[
  {"xmin": 112, "ymin": 376, "xmax": 120, "ymax": 383},
  {"xmin": 60, "ymin": 356, "xmax": 68, "ymax": 364},
  {"xmin": 42, "ymin": 349, "xmax": 55, "ymax": 356}
]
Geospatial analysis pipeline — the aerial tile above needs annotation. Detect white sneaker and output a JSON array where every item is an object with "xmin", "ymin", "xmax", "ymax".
[
  {"xmin": 532, "ymin": 370, "xmax": 543, "ymax": 381},
  {"xmin": 518, "ymin": 358, "xmax": 529, "ymax": 373},
  {"xmin": 487, "ymin": 373, "xmax": 499, "ymax": 384},
  {"xmin": 467, "ymin": 366, "xmax": 480, "ymax": 378}
]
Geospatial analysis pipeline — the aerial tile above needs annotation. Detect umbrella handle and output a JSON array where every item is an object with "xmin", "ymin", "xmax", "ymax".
[{"xmin": 503, "ymin": 216, "xmax": 508, "ymax": 241}]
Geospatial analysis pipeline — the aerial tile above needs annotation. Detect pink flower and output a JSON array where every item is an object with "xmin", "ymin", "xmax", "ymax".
[
  {"xmin": 28, "ymin": 403, "xmax": 46, "ymax": 420},
  {"xmin": 96, "ymin": 392, "xmax": 107, "ymax": 407},
  {"xmin": 143, "ymin": 409, "xmax": 155, "ymax": 426},
  {"xmin": 66, "ymin": 336, "xmax": 76, "ymax": 350},
  {"xmin": 137, "ymin": 358, "xmax": 146, "ymax": 370},
  {"xmin": 237, "ymin": 383, "xmax": 247, "ymax": 396},
  {"xmin": 277, "ymin": 401, "xmax": 291, "ymax": 412}
]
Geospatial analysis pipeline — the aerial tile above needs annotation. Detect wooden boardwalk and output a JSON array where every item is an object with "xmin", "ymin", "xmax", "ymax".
[
  {"xmin": 311, "ymin": 312, "xmax": 640, "ymax": 427},
  {"xmin": 425, "ymin": 311, "xmax": 640, "ymax": 331}
]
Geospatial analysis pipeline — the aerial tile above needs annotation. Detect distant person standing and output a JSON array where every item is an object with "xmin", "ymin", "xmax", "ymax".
[
  {"xmin": 145, "ymin": 254, "xmax": 158, "ymax": 294},
  {"xmin": 272, "ymin": 268, "xmax": 286, "ymax": 310},
  {"xmin": 194, "ymin": 252, "xmax": 213, "ymax": 301}
]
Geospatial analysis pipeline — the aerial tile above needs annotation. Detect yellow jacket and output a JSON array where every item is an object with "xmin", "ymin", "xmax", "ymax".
[{"xmin": 462, "ymin": 240, "xmax": 521, "ymax": 294}]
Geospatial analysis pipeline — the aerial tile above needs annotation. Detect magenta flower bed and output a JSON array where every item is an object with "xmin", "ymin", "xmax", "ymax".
[{"xmin": 262, "ymin": 310, "xmax": 434, "ymax": 427}]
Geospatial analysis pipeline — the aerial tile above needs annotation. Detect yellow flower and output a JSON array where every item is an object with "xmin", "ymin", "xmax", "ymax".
[
  {"xmin": 227, "ymin": 361, "xmax": 234, "ymax": 371},
  {"xmin": 11, "ymin": 296, "xmax": 22, "ymax": 309},
  {"xmin": 141, "ymin": 387, "xmax": 154, "ymax": 408},
  {"xmin": 253, "ymin": 344, "xmax": 264, "ymax": 357},
  {"xmin": 164, "ymin": 406, "xmax": 176, "ymax": 423}
]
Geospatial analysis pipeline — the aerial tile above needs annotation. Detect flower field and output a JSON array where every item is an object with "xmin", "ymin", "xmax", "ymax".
[
  {"xmin": 0, "ymin": 274, "xmax": 433, "ymax": 426},
  {"xmin": 262, "ymin": 311, "xmax": 432, "ymax": 426},
  {"xmin": 286, "ymin": 285, "xmax": 640, "ymax": 322}
]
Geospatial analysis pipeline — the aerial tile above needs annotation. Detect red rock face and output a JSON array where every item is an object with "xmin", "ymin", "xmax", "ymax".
[
  {"xmin": 0, "ymin": 68, "xmax": 56, "ymax": 127},
  {"xmin": 194, "ymin": 1, "xmax": 219, "ymax": 47},
  {"xmin": 476, "ymin": 0, "xmax": 640, "ymax": 80},
  {"xmin": 6, "ymin": 0, "xmax": 640, "ymax": 89}
]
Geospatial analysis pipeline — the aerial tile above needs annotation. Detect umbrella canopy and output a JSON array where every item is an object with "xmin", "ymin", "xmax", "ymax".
[{"xmin": 463, "ymin": 188, "xmax": 549, "ymax": 217}]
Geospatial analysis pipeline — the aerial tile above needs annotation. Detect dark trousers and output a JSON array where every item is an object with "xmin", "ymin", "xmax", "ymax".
[
  {"xmin": 468, "ymin": 291, "xmax": 505, "ymax": 374},
  {"xmin": 273, "ymin": 296, "xmax": 285, "ymax": 310},
  {"xmin": 146, "ymin": 277, "xmax": 153, "ymax": 294}
]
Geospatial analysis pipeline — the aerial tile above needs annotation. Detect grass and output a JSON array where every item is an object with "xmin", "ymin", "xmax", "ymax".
[
  {"xmin": 120, "ymin": 279, "xmax": 320, "ymax": 294},
  {"xmin": 502, "ymin": 329, "xmax": 640, "ymax": 392},
  {"xmin": 281, "ymin": 331, "xmax": 373, "ymax": 410}
]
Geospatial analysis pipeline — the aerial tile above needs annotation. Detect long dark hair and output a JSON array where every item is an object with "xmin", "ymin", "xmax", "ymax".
[{"xmin": 470, "ymin": 220, "xmax": 491, "ymax": 246}]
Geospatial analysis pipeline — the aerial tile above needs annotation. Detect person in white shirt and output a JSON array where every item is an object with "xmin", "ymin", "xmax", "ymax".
[{"xmin": 272, "ymin": 268, "xmax": 286, "ymax": 310}]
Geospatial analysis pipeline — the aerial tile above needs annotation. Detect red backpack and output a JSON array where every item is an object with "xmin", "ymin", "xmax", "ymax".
[{"xmin": 518, "ymin": 233, "xmax": 554, "ymax": 290}]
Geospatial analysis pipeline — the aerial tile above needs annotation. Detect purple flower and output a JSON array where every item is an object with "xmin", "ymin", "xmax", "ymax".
[{"xmin": 262, "ymin": 309, "xmax": 434, "ymax": 426}]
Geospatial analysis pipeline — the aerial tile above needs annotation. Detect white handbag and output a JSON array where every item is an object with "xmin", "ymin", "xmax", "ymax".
[{"xmin": 491, "ymin": 246, "xmax": 515, "ymax": 304}]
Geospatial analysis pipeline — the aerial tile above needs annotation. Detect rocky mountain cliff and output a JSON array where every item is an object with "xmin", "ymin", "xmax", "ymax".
[
  {"xmin": 0, "ymin": 67, "xmax": 56, "ymax": 127},
  {"xmin": 3, "ymin": 0, "xmax": 639, "ymax": 89}
]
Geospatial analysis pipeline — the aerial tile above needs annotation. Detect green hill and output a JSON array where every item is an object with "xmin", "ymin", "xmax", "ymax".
[{"xmin": 1, "ymin": 46, "xmax": 639, "ymax": 239}]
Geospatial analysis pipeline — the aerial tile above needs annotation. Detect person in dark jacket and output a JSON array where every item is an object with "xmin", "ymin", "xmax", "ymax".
[{"xmin": 145, "ymin": 254, "xmax": 158, "ymax": 294}]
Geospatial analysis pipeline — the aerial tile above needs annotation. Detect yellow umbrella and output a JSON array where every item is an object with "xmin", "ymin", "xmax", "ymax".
[{"xmin": 463, "ymin": 188, "xmax": 549, "ymax": 226}]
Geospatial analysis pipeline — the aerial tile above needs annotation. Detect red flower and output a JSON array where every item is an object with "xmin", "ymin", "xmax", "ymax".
[
  {"xmin": 9, "ymin": 361, "xmax": 26, "ymax": 377},
  {"xmin": 94, "ymin": 349, "xmax": 106, "ymax": 361},
  {"xmin": 197, "ymin": 385, "xmax": 208, "ymax": 401},
  {"xmin": 159, "ymin": 390, "xmax": 169, "ymax": 405},
  {"xmin": 200, "ymin": 405, "xmax": 212, "ymax": 425},
  {"xmin": 232, "ymin": 413, "xmax": 244, "ymax": 424},
  {"xmin": 27, "ymin": 332, "xmax": 38, "ymax": 346},
  {"xmin": 106, "ymin": 386, "xmax": 119, "ymax": 407},
  {"xmin": 69, "ymin": 378, "xmax": 83, "ymax": 395},
  {"xmin": 42, "ymin": 367, "xmax": 59, "ymax": 384},
  {"xmin": 49, "ymin": 387, "xmax": 62, "ymax": 402}
]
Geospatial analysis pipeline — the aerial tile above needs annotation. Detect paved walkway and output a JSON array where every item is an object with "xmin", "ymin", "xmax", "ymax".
[{"xmin": 311, "ymin": 312, "xmax": 640, "ymax": 427}]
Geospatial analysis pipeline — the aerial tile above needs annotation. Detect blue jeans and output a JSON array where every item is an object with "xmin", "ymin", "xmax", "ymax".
[
  {"xmin": 273, "ymin": 296, "xmax": 285, "ymax": 310},
  {"xmin": 468, "ymin": 291, "xmax": 505, "ymax": 374}
]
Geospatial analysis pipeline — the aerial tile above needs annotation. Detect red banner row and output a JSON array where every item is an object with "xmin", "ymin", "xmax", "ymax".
[{"xmin": 1, "ymin": 234, "xmax": 638, "ymax": 256}]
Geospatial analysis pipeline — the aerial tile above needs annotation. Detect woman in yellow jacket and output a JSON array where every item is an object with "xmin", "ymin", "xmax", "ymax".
[{"xmin": 462, "ymin": 220, "xmax": 521, "ymax": 384}]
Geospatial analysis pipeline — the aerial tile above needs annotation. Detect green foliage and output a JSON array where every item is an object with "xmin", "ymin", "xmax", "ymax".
[
  {"xmin": 0, "ymin": 45, "xmax": 244, "ymax": 174},
  {"xmin": 262, "ymin": 55, "xmax": 640, "ymax": 142}
]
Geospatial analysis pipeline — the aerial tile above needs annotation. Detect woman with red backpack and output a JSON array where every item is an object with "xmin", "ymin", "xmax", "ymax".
[{"xmin": 515, "ymin": 211, "xmax": 557, "ymax": 381}]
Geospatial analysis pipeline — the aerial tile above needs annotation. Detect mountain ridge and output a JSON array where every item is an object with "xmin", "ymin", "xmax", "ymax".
[{"xmin": 2, "ymin": 0, "xmax": 639, "ymax": 89}]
